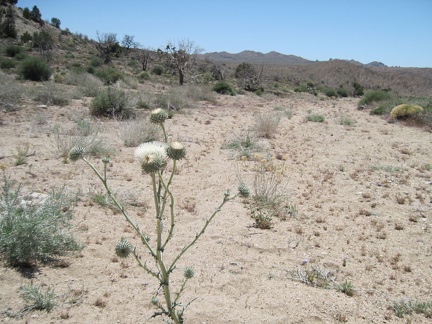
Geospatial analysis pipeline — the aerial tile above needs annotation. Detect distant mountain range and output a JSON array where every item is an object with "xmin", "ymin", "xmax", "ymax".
[{"xmin": 201, "ymin": 50, "xmax": 387, "ymax": 67}]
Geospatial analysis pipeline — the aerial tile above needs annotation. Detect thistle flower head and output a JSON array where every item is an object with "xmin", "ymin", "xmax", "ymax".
[
  {"xmin": 68, "ymin": 146, "xmax": 85, "ymax": 161},
  {"xmin": 238, "ymin": 183, "xmax": 250, "ymax": 198},
  {"xmin": 166, "ymin": 142, "xmax": 186, "ymax": 161},
  {"xmin": 115, "ymin": 238, "xmax": 133, "ymax": 258},
  {"xmin": 134, "ymin": 141, "xmax": 169, "ymax": 174},
  {"xmin": 149, "ymin": 108, "xmax": 169, "ymax": 124},
  {"xmin": 184, "ymin": 267, "xmax": 195, "ymax": 279}
]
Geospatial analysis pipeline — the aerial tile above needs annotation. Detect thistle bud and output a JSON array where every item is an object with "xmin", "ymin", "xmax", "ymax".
[
  {"xmin": 102, "ymin": 156, "xmax": 110, "ymax": 164},
  {"xmin": 166, "ymin": 142, "xmax": 186, "ymax": 161},
  {"xmin": 115, "ymin": 239, "xmax": 133, "ymax": 258},
  {"xmin": 68, "ymin": 146, "xmax": 85, "ymax": 161},
  {"xmin": 184, "ymin": 267, "xmax": 195, "ymax": 279},
  {"xmin": 149, "ymin": 108, "xmax": 169, "ymax": 124},
  {"xmin": 238, "ymin": 183, "xmax": 250, "ymax": 198}
]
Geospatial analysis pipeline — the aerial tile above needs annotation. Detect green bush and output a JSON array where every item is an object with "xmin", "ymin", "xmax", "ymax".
[
  {"xmin": 94, "ymin": 67, "xmax": 123, "ymax": 85},
  {"xmin": 4, "ymin": 45, "xmax": 23, "ymax": 57},
  {"xmin": 358, "ymin": 89, "xmax": 392, "ymax": 107},
  {"xmin": 306, "ymin": 113, "xmax": 325, "ymax": 122},
  {"xmin": 212, "ymin": 81, "xmax": 235, "ymax": 95},
  {"xmin": 0, "ymin": 58, "xmax": 16, "ymax": 69},
  {"xmin": 0, "ymin": 177, "xmax": 81, "ymax": 266},
  {"xmin": 323, "ymin": 87, "xmax": 337, "ymax": 97},
  {"xmin": 337, "ymin": 88, "xmax": 348, "ymax": 97},
  {"xmin": 19, "ymin": 56, "xmax": 51, "ymax": 81},
  {"xmin": 89, "ymin": 56, "xmax": 103, "ymax": 67},
  {"xmin": 151, "ymin": 65, "xmax": 164, "ymax": 75},
  {"xmin": 90, "ymin": 87, "xmax": 134, "ymax": 119}
]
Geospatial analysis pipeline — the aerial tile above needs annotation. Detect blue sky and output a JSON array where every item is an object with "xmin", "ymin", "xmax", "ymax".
[{"xmin": 17, "ymin": 0, "xmax": 432, "ymax": 67}]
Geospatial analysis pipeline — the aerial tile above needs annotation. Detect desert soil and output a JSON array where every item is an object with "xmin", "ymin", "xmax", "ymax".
[{"xmin": 0, "ymin": 91, "xmax": 431, "ymax": 323}]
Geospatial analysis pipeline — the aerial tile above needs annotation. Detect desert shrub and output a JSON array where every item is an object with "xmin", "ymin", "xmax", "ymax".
[
  {"xmin": 94, "ymin": 67, "xmax": 123, "ymax": 85},
  {"xmin": 52, "ymin": 120, "xmax": 113, "ymax": 158},
  {"xmin": 32, "ymin": 82, "xmax": 70, "ymax": 106},
  {"xmin": 90, "ymin": 87, "xmax": 134, "ymax": 119},
  {"xmin": 253, "ymin": 112, "xmax": 281, "ymax": 138},
  {"xmin": 139, "ymin": 71, "xmax": 150, "ymax": 81},
  {"xmin": 352, "ymin": 82, "xmax": 364, "ymax": 96},
  {"xmin": 19, "ymin": 56, "xmax": 51, "ymax": 81},
  {"xmin": 0, "ymin": 177, "xmax": 81, "ymax": 266},
  {"xmin": 64, "ymin": 72, "xmax": 103, "ymax": 97},
  {"xmin": 306, "ymin": 113, "xmax": 325, "ymax": 122},
  {"xmin": 118, "ymin": 118, "xmax": 162, "ymax": 147},
  {"xmin": 358, "ymin": 89, "xmax": 392, "ymax": 107},
  {"xmin": 212, "ymin": 81, "xmax": 235, "ymax": 95},
  {"xmin": 185, "ymin": 84, "xmax": 217, "ymax": 103},
  {"xmin": 337, "ymin": 88, "xmax": 348, "ymax": 97},
  {"xmin": 389, "ymin": 104, "xmax": 423, "ymax": 121},
  {"xmin": 20, "ymin": 31, "xmax": 32, "ymax": 43},
  {"xmin": 19, "ymin": 284, "xmax": 56, "ymax": 313},
  {"xmin": 155, "ymin": 87, "xmax": 191, "ymax": 110},
  {"xmin": 89, "ymin": 56, "xmax": 103, "ymax": 67},
  {"xmin": 0, "ymin": 72, "xmax": 25, "ymax": 108},
  {"xmin": 151, "ymin": 65, "xmax": 164, "ymax": 75},
  {"xmin": 323, "ymin": 87, "xmax": 337, "ymax": 98},
  {"xmin": 0, "ymin": 58, "xmax": 16, "ymax": 69},
  {"xmin": 392, "ymin": 299, "xmax": 432, "ymax": 318},
  {"xmin": 4, "ymin": 45, "xmax": 23, "ymax": 57}
]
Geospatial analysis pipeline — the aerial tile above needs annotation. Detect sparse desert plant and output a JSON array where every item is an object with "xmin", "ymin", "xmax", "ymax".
[
  {"xmin": 13, "ymin": 143, "xmax": 30, "ymax": 166},
  {"xmin": 94, "ymin": 67, "xmax": 123, "ymax": 85},
  {"xmin": 118, "ymin": 118, "xmax": 162, "ymax": 147},
  {"xmin": 339, "ymin": 115, "xmax": 355, "ymax": 126},
  {"xmin": 392, "ymin": 299, "xmax": 432, "ymax": 318},
  {"xmin": 68, "ymin": 108, "xmax": 248, "ymax": 323},
  {"xmin": 336, "ymin": 280, "xmax": 355, "ymax": 296},
  {"xmin": 155, "ymin": 87, "xmax": 192, "ymax": 110},
  {"xmin": 185, "ymin": 84, "xmax": 217, "ymax": 104},
  {"xmin": 0, "ymin": 176, "xmax": 81, "ymax": 266},
  {"xmin": 222, "ymin": 131, "xmax": 262, "ymax": 160},
  {"xmin": 248, "ymin": 159, "xmax": 292, "ymax": 227},
  {"xmin": 32, "ymin": 82, "xmax": 71, "ymax": 106},
  {"xmin": 18, "ymin": 56, "xmax": 51, "ymax": 81},
  {"xmin": 90, "ymin": 87, "xmax": 134, "ymax": 119},
  {"xmin": 212, "ymin": 81, "xmax": 235, "ymax": 95},
  {"xmin": 253, "ymin": 112, "xmax": 281, "ymax": 138},
  {"xmin": 306, "ymin": 113, "xmax": 325, "ymax": 123},
  {"xmin": 19, "ymin": 284, "xmax": 56, "ymax": 313},
  {"xmin": 4, "ymin": 45, "xmax": 24, "ymax": 58},
  {"xmin": 291, "ymin": 265, "xmax": 334, "ymax": 289},
  {"xmin": 52, "ymin": 120, "xmax": 113, "ymax": 158}
]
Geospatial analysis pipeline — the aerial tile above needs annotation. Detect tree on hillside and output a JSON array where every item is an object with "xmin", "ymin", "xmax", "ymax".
[
  {"xmin": 157, "ymin": 39, "xmax": 202, "ymax": 85},
  {"xmin": 22, "ymin": 7, "xmax": 30, "ymax": 19},
  {"xmin": 51, "ymin": 17, "xmax": 61, "ymax": 28},
  {"xmin": 0, "ymin": 0, "xmax": 18, "ymax": 5},
  {"xmin": 235, "ymin": 62, "xmax": 263, "ymax": 91},
  {"xmin": 33, "ymin": 29, "xmax": 54, "ymax": 60},
  {"xmin": 121, "ymin": 34, "xmax": 136, "ymax": 51},
  {"xmin": 96, "ymin": 32, "xmax": 122, "ymax": 64},
  {"xmin": 0, "ymin": 5, "xmax": 16, "ymax": 38},
  {"xmin": 135, "ymin": 44, "xmax": 153, "ymax": 71},
  {"xmin": 29, "ymin": 5, "xmax": 42, "ymax": 23}
]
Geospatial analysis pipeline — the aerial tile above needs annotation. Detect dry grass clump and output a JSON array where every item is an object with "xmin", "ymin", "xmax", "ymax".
[
  {"xmin": 117, "ymin": 118, "xmax": 162, "ymax": 147},
  {"xmin": 253, "ymin": 112, "xmax": 281, "ymax": 138}
]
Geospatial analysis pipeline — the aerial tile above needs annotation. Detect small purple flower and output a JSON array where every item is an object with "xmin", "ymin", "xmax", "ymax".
[{"xmin": 301, "ymin": 259, "xmax": 309, "ymax": 265}]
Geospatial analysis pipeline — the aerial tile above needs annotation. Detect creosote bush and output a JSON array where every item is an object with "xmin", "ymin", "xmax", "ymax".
[
  {"xmin": 19, "ymin": 56, "xmax": 51, "ymax": 81},
  {"xmin": 69, "ymin": 108, "xmax": 247, "ymax": 323},
  {"xmin": 90, "ymin": 87, "xmax": 134, "ymax": 119}
]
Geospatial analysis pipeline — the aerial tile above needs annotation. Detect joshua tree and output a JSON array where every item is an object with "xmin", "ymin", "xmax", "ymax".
[{"xmin": 158, "ymin": 39, "xmax": 202, "ymax": 85}]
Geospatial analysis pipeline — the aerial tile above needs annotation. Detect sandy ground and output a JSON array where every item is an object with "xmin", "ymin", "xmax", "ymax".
[{"xmin": 0, "ymin": 91, "xmax": 431, "ymax": 323}]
